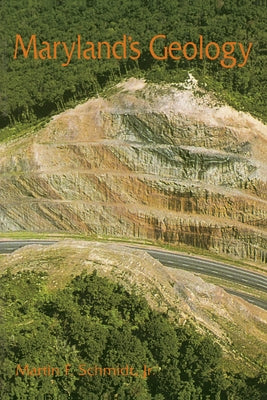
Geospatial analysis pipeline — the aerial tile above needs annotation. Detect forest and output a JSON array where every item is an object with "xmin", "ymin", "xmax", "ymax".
[
  {"xmin": 0, "ymin": 270, "xmax": 266, "ymax": 399},
  {"xmin": 0, "ymin": 0, "xmax": 266, "ymax": 129}
]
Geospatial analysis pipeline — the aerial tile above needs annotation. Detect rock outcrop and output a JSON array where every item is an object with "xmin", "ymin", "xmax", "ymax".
[{"xmin": 0, "ymin": 77, "xmax": 266, "ymax": 262}]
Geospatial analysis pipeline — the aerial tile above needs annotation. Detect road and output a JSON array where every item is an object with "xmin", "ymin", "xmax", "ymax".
[
  {"xmin": 144, "ymin": 249, "xmax": 267, "ymax": 294},
  {"xmin": 0, "ymin": 240, "xmax": 267, "ymax": 310},
  {"xmin": 0, "ymin": 240, "xmax": 56, "ymax": 253},
  {"xmin": 139, "ymin": 248, "xmax": 267, "ymax": 310}
]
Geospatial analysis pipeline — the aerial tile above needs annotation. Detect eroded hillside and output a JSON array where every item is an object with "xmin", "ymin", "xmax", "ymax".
[
  {"xmin": 0, "ymin": 240, "xmax": 266, "ymax": 371},
  {"xmin": 0, "ymin": 77, "xmax": 266, "ymax": 262}
]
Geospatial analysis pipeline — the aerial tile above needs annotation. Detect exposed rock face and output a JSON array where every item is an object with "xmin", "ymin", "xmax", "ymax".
[{"xmin": 0, "ymin": 78, "xmax": 266, "ymax": 262}]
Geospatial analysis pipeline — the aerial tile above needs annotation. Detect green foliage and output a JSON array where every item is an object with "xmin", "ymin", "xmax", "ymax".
[
  {"xmin": 0, "ymin": 0, "xmax": 266, "ymax": 132},
  {"xmin": 0, "ymin": 270, "xmax": 266, "ymax": 399}
]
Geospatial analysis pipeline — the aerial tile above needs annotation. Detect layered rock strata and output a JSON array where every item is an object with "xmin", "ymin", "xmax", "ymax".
[{"xmin": 0, "ymin": 78, "xmax": 266, "ymax": 262}]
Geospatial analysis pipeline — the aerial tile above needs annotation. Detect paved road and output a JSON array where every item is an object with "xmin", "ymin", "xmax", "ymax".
[
  {"xmin": 144, "ymin": 249, "xmax": 267, "ymax": 293},
  {"xmin": 225, "ymin": 289, "xmax": 267, "ymax": 311},
  {"xmin": 1, "ymin": 240, "xmax": 267, "ymax": 310},
  {"xmin": 0, "ymin": 240, "xmax": 56, "ymax": 253},
  {"xmin": 133, "ymin": 247, "xmax": 267, "ymax": 310}
]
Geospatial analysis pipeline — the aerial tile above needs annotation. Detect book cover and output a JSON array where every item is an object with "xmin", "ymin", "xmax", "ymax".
[{"xmin": 0, "ymin": 1, "xmax": 266, "ymax": 399}]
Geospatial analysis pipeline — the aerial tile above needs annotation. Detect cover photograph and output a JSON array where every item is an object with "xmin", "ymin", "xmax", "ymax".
[{"xmin": 0, "ymin": 0, "xmax": 266, "ymax": 399}]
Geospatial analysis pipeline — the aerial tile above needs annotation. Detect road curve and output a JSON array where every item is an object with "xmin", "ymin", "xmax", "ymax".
[
  {"xmin": 0, "ymin": 240, "xmax": 267, "ymax": 310},
  {"xmin": 140, "ymin": 248, "xmax": 267, "ymax": 310},
  {"xmin": 143, "ymin": 248, "xmax": 267, "ymax": 294}
]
